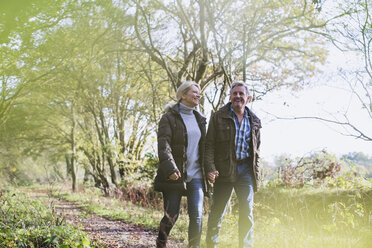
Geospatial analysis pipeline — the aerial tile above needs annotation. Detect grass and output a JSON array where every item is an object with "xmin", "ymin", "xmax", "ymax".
[
  {"xmin": 253, "ymin": 187, "xmax": 372, "ymax": 248},
  {"xmin": 0, "ymin": 189, "xmax": 99, "ymax": 248},
  {"xmin": 39, "ymin": 184, "xmax": 372, "ymax": 248}
]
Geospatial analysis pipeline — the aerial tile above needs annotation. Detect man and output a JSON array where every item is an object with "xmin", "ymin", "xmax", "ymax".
[{"xmin": 205, "ymin": 81, "xmax": 261, "ymax": 248}]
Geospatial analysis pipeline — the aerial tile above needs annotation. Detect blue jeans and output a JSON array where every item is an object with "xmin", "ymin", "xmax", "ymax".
[
  {"xmin": 157, "ymin": 178, "xmax": 204, "ymax": 248},
  {"xmin": 206, "ymin": 163, "xmax": 254, "ymax": 248}
]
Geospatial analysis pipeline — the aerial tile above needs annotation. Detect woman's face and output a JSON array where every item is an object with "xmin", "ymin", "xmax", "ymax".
[{"xmin": 181, "ymin": 85, "xmax": 201, "ymax": 108}]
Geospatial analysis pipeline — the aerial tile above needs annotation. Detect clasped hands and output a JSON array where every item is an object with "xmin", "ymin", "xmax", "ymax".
[{"xmin": 168, "ymin": 170, "xmax": 219, "ymax": 183}]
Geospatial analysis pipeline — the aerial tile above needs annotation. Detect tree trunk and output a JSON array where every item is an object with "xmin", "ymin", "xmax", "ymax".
[{"xmin": 70, "ymin": 104, "xmax": 77, "ymax": 192}]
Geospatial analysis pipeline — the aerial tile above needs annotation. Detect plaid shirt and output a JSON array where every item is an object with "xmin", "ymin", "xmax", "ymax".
[{"xmin": 230, "ymin": 105, "xmax": 251, "ymax": 160}]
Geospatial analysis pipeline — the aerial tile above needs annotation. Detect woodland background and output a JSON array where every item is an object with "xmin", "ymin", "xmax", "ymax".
[{"xmin": 0, "ymin": 0, "xmax": 372, "ymax": 247}]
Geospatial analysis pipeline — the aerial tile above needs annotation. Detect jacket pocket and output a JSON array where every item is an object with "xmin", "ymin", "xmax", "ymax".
[
  {"xmin": 216, "ymin": 125, "xmax": 231, "ymax": 142},
  {"xmin": 154, "ymin": 176, "xmax": 187, "ymax": 194},
  {"xmin": 215, "ymin": 154, "xmax": 232, "ymax": 177}
]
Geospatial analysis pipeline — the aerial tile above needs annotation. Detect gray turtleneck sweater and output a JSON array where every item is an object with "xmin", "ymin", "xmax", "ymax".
[{"xmin": 179, "ymin": 103, "xmax": 202, "ymax": 182}]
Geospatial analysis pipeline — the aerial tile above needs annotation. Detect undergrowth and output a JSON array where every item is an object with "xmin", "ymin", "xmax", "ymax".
[
  {"xmin": 48, "ymin": 184, "xmax": 372, "ymax": 248},
  {"xmin": 0, "ymin": 189, "xmax": 100, "ymax": 248}
]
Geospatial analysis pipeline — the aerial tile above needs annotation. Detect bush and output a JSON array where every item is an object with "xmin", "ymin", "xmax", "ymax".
[
  {"xmin": 0, "ymin": 190, "xmax": 99, "ymax": 248},
  {"xmin": 270, "ymin": 150, "xmax": 343, "ymax": 188},
  {"xmin": 113, "ymin": 153, "xmax": 163, "ymax": 209}
]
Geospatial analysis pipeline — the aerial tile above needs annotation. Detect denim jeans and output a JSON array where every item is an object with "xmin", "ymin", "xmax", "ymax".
[
  {"xmin": 157, "ymin": 178, "xmax": 204, "ymax": 248},
  {"xmin": 206, "ymin": 162, "xmax": 254, "ymax": 248}
]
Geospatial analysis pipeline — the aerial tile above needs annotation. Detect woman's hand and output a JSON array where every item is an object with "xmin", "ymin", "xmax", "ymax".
[
  {"xmin": 207, "ymin": 171, "xmax": 219, "ymax": 183},
  {"xmin": 169, "ymin": 172, "xmax": 181, "ymax": 180}
]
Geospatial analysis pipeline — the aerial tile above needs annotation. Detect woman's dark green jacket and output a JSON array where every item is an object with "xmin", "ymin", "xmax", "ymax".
[{"xmin": 154, "ymin": 103, "xmax": 210, "ymax": 196}]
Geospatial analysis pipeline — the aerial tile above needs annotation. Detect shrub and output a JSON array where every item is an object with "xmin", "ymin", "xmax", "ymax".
[
  {"xmin": 113, "ymin": 153, "xmax": 163, "ymax": 209},
  {"xmin": 270, "ymin": 150, "xmax": 343, "ymax": 188},
  {"xmin": 0, "ymin": 190, "xmax": 99, "ymax": 248}
]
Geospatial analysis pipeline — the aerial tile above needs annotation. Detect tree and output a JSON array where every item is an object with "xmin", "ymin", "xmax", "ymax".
[
  {"xmin": 1, "ymin": 0, "xmax": 350, "ymax": 192},
  {"xmin": 0, "ymin": 0, "xmax": 75, "ymax": 186},
  {"xmin": 278, "ymin": 0, "xmax": 372, "ymax": 141},
  {"xmin": 18, "ymin": 0, "xmax": 170, "ymax": 192},
  {"xmin": 132, "ymin": 0, "xmax": 330, "ymax": 111},
  {"xmin": 0, "ymin": 0, "xmax": 68, "ymax": 44},
  {"xmin": 326, "ymin": 0, "xmax": 372, "ymax": 141}
]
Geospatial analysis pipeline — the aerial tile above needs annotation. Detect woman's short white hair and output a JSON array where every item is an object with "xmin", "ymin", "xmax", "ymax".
[
  {"xmin": 176, "ymin": 81, "xmax": 201, "ymax": 102},
  {"xmin": 164, "ymin": 81, "xmax": 201, "ymax": 112}
]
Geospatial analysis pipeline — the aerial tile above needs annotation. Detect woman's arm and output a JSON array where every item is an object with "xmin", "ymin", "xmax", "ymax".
[{"xmin": 157, "ymin": 114, "xmax": 179, "ymax": 178}]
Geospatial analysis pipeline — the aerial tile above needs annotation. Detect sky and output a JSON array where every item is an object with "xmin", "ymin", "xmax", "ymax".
[
  {"xmin": 253, "ymin": 86, "xmax": 372, "ymax": 162},
  {"xmin": 252, "ymin": 47, "xmax": 372, "ymax": 163}
]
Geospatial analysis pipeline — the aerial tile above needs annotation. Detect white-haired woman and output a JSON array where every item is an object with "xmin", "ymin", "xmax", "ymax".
[{"xmin": 154, "ymin": 81, "xmax": 210, "ymax": 248}]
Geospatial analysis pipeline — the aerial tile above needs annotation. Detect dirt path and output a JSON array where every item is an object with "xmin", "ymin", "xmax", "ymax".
[{"xmin": 27, "ymin": 190, "xmax": 186, "ymax": 248}]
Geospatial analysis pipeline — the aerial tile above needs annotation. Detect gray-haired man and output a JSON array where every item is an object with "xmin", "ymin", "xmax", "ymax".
[{"xmin": 204, "ymin": 81, "xmax": 262, "ymax": 248}]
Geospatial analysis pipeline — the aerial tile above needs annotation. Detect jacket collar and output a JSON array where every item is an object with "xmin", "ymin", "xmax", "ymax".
[
  {"xmin": 170, "ymin": 102, "xmax": 181, "ymax": 114},
  {"xmin": 170, "ymin": 102, "xmax": 206, "ymax": 124}
]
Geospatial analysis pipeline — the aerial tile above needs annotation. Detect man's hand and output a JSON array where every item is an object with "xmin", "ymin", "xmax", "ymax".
[
  {"xmin": 207, "ymin": 171, "xmax": 219, "ymax": 183},
  {"xmin": 169, "ymin": 172, "xmax": 181, "ymax": 180}
]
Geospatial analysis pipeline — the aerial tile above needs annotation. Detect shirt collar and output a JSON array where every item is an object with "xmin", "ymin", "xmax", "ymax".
[{"xmin": 230, "ymin": 104, "xmax": 249, "ymax": 119}]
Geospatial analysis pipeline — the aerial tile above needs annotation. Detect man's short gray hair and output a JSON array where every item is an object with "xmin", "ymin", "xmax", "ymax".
[{"xmin": 230, "ymin": 81, "xmax": 250, "ymax": 95}]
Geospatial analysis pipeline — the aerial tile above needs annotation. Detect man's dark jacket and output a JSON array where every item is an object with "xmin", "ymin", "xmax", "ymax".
[
  {"xmin": 154, "ymin": 103, "xmax": 210, "ymax": 195},
  {"xmin": 204, "ymin": 103, "xmax": 262, "ymax": 192}
]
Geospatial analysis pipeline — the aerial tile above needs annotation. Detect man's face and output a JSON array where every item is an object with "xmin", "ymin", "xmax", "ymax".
[{"xmin": 230, "ymin": 86, "xmax": 251, "ymax": 110}]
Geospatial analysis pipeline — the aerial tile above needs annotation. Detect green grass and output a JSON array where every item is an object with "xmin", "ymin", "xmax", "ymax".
[
  {"xmin": 253, "ymin": 187, "xmax": 372, "ymax": 248},
  {"xmin": 46, "ymin": 185, "xmax": 372, "ymax": 248},
  {"xmin": 0, "ymin": 189, "xmax": 99, "ymax": 248}
]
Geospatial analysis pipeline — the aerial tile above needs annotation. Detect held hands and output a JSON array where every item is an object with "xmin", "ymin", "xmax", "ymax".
[
  {"xmin": 169, "ymin": 171, "xmax": 181, "ymax": 181},
  {"xmin": 207, "ymin": 171, "xmax": 219, "ymax": 183},
  {"xmin": 169, "ymin": 170, "xmax": 219, "ymax": 182}
]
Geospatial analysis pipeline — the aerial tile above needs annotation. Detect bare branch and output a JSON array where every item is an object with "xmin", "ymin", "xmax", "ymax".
[{"xmin": 267, "ymin": 112, "xmax": 372, "ymax": 141}]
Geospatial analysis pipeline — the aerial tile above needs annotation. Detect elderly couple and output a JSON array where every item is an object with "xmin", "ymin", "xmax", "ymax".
[{"xmin": 154, "ymin": 81, "xmax": 262, "ymax": 248}]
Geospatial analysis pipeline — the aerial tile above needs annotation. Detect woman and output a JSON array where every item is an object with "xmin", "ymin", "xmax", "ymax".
[{"xmin": 154, "ymin": 81, "xmax": 209, "ymax": 248}]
